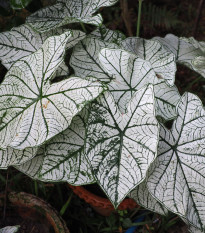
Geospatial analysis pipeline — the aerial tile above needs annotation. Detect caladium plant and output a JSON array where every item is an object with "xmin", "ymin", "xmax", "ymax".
[{"xmin": 1, "ymin": 0, "xmax": 205, "ymax": 232}]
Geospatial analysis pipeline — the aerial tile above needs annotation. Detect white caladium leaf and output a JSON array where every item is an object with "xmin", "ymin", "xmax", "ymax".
[
  {"xmin": 16, "ymin": 110, "xmax": 95, "ymax": 185},
  {"xmin": 154, "ymin": 82, "xmax": 180, "ymax": 121},
  {"xmin": 38, "ymin": 109, "xmax": 94, "ymax": 184},
  {"xmin": 70, "ymin": 37, "xmax": 119, "ymax": 82},
  {"xmin": 189, "ymin": 226, "xmax": 204, "ymax": 233},
  {"xmin": 99, "ymin": 48, "xmax": 180, "ymax": 119},
  {"xmin": 129, "ymin": 180, "xmax": 168, "ymax": 215},
  {"xmin": 15, "ymin": 154, "xmax": 44, "ymax": 180},
  {"xmin": 86, "ymin": 85, "xmax": 159, "ymax": 207},
  {"xmin": 0, "ymin": 147, "xmax": 37, "ymax": 168},
  {"xmin": 26, "ymin": 0, "xmax": 118, "ymax": 33},
  {"xmin": 0, "ymin": 24, "xmax": 85, "ymax": 77},
  {"xmin": 0, "ymin": 226, "xmax": 20, "ymax": 233},
  {"xmin": 0, "ymin": 32, "xmax": 105, "ymax": 150},
  {"xmin": 91, "ymin": 25, "xmax": 126, "ymax": 44},
  {"xmin": 154, "ymin": 34, "xmax": 205, "ymax": 78},
  {"xmin": 121, "ymin": 37, "xmax": 176, "ymax": 86},
  {"xmin": 147, "ymin": 93, "xmax": 205, "ymax": 230}
]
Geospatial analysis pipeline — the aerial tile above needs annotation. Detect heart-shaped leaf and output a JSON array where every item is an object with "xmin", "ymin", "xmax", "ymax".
[
  {"xmin": 0, "ymin": 24, "xmax": 85, "ymax": 77},
  {"xmin": 99, "ymin": 48, "xmax": 180, "ymax": 119},
  {"xmin": 129, "ymin": 180, "xmax": 168, "ymax": 215},
  {"xmin": 0, "ymin": 32, "xmax": 105, "ymax": 150},
  {"xmin": 26, "ymin": 0, "xmax": 119, "ymax": 33},
  {"xmin": 70, "ymin": 36, "xmax": 119, "ymax": 82},
  {"xmin": 121, "ymin": 37, "xmax": 176, "ymax": 86},
  {"xmin": 16, "ymin": 109, "xmax": 95, "ymax": 184},
  {"xmin": 147, "ymin": 93, "xmax": 205, "ymax": 230},
  {"xmin": 85, "ymin": 85, "xmax": 159, "ymax": 207},
  {"xmin": 154, "ymin": 34, "xmax": 205, "ymax": 78}
]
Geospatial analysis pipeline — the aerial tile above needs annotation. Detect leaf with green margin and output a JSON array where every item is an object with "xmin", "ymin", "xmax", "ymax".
[
  {"xmin": 99, "ymin": 48, "xmax": 180, "ymax": 119},
  {"xmin": 70, "ymin": 36, "xmax": 119, "ymax": 82},
  {"xmin": 91, "ymin": 25, "xmax": 126, "ymax": 44},
  {"xmin": 16, "ymin": 109, "xmax": 95, "ymax": 185},
  {"xmin": 0, "ymin": 147, "xmax": 37, "ymax": 168},
  {"xmin": 0, "ymin": 24, "xmax": 85, "ymax": 77},
  {"xmin": 154, "ymin": 34, "xmax": 205, "ymax": 78},
  {"xmin": 129, "ymin": 180, "xmax": 168, "ymax": 215},
  {"xmin": 121, "ymin": 37, "xmax": 176, "ymax": 86},
  {"xmin": 85, "ymin": 85, "xmax": 159, "ymax": 208},
  {"xmin": 147, "ymin": 93, "xmax": 205, "ymax": 230},
  {"xmin": 0, "ymin": 32, "xmax": 105, "ymax": 150},
  {"xmin": 0, "ymin": 226, "xmax": 20, "ymax": 233},
  {"xmin": 26, "ymin": 0, "xmax": 119, "ymax": 33}
]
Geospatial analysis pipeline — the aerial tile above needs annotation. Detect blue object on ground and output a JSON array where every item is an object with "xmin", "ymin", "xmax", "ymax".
[{"xmin": 125, "ymin": 216, "xmax": 145, "ymax": 233}]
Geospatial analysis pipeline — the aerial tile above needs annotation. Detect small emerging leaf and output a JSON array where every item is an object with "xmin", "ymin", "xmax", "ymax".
[{"xmin": 86, "ymin": 85, "xmax": 159, "ymax": 207}]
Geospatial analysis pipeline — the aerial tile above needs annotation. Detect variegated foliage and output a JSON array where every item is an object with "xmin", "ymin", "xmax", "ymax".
[
  {"xmin": 0, "ymin": 24, "xmax": 85, "ymax": 77},
  {"xmin": 16, "ymin": 109, "xmax": 95, "ymax": 185},
  {"xmin": 0, "ymin": 226, "xmax": 20, "ymax": 233},
  {"xmin": 154, "ymin": 34, "xmax": 205, "ymax": 78},
  {"xmin": 85, "ymin": 85, "xmax": 159, "ymax": 207},
  {"xmin": 26, "ymin": 0, "xmax": 118, "ymax": 33},
  {"xmin": 0, "ymin": 32, "xmax": 105, "ymax": 150},
  {"xmin": 147, "ymin": 93, "xmax": 205, "ymax": 231},
  {"xmin": 98, "ymin": 48, "xmax": 180, "ymax": 120}
]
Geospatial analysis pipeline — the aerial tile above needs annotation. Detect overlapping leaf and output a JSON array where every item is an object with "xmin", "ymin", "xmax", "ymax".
[
  {"xmin": 17, "ymin": 109, "xmax": 94, "ymax": 185},
  {"xmin": 91, "ymin": 25, "xmax": 126, "ymax": 44},
  {"xmin": 0, "ymin": 32, "xmax": 105, "ymax": 150},
  {"xmin": 129, "ymin": 180, "xmax": 168, "ymax": 215},
  {"xmin": 99, "ymin": 48, "xmax": 180, "ymax": 118},
  {"xmin": 70, "ymin": 36, "xmax": 119, "ymax": 82},
  {"xmin": 154, "ymin": 34, "xmax": 205, "ymax": 78},
  {"xmin": 85, "ymin": 85, "xmax": 159, "ymax": 207},
  {"xmin": 0, "ymin": 147, "xmax": 37, "ymax": 168},
  {"xmin": 26, "ymin": 0, "xmax": 118, "ymax": 33},
  {"xmin": 147, "ymin": 93, "xmax": 205, "ymax": 230},
  {"xmin": 0, "ymin": 24, "xmax": 85, "ymax": 76},
  {"xmin": 121, "ymin": 37, "xmax": 176, "ymax": 86},
  {"xmin": 0, "ymin": 226, "xmax": 20, "ymax": 233},
  {"xmin": 16, "ymin": 109, "xmax": 95, "ymax": 184}
]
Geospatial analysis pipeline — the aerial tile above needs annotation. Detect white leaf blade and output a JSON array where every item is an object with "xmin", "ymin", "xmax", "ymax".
[
  {"xmin": 26, "ymin": 0, "xmax": 119, "ymax": 33},
  {"xmin": 147, "ymin": 93, "xmax": 205, "ymax": 230},
  {"xmin": 154, "ymin": 34, "xmax": 205, "ymax": 78},
  {"xmin": 99, "ymin": 48, "xmax": 180, "ymax": 119},
  {"xmin": 121, "ymin": 37, "xmax": 176, "ymax": 86},
  {"xmin": 129, "ymin": 180, "xmax": 168, "ymax": 215},
  {"xmin": 0, "ymin": 226, "xmax": 20, "ymax": 233},
  {"xmin": 0, "ymin": 33, "xmax": 105, "ymax": 150},
  {"xmin": 0, "ymin": 147, "xmax": 37, "ymax": 169},
  {"xmin": 70, "ymin": 37, "xmax": 118, "ymax": 82},
  {"xmin": 86, "ymin": 85, "xmax": 159, "ymax": 207}
]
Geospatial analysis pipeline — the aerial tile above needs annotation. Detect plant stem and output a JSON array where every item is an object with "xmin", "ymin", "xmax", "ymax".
[
  {"xmin": 136, "ymin": 0, "xmax": 143, "ymax": 37},
  {"xmin": 60, "ymin": 192, "xmax": 73, "ymax": 216},
  {"xmin": 80, "ymin": 22, "xmax": 87, "ymax": 33}
]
